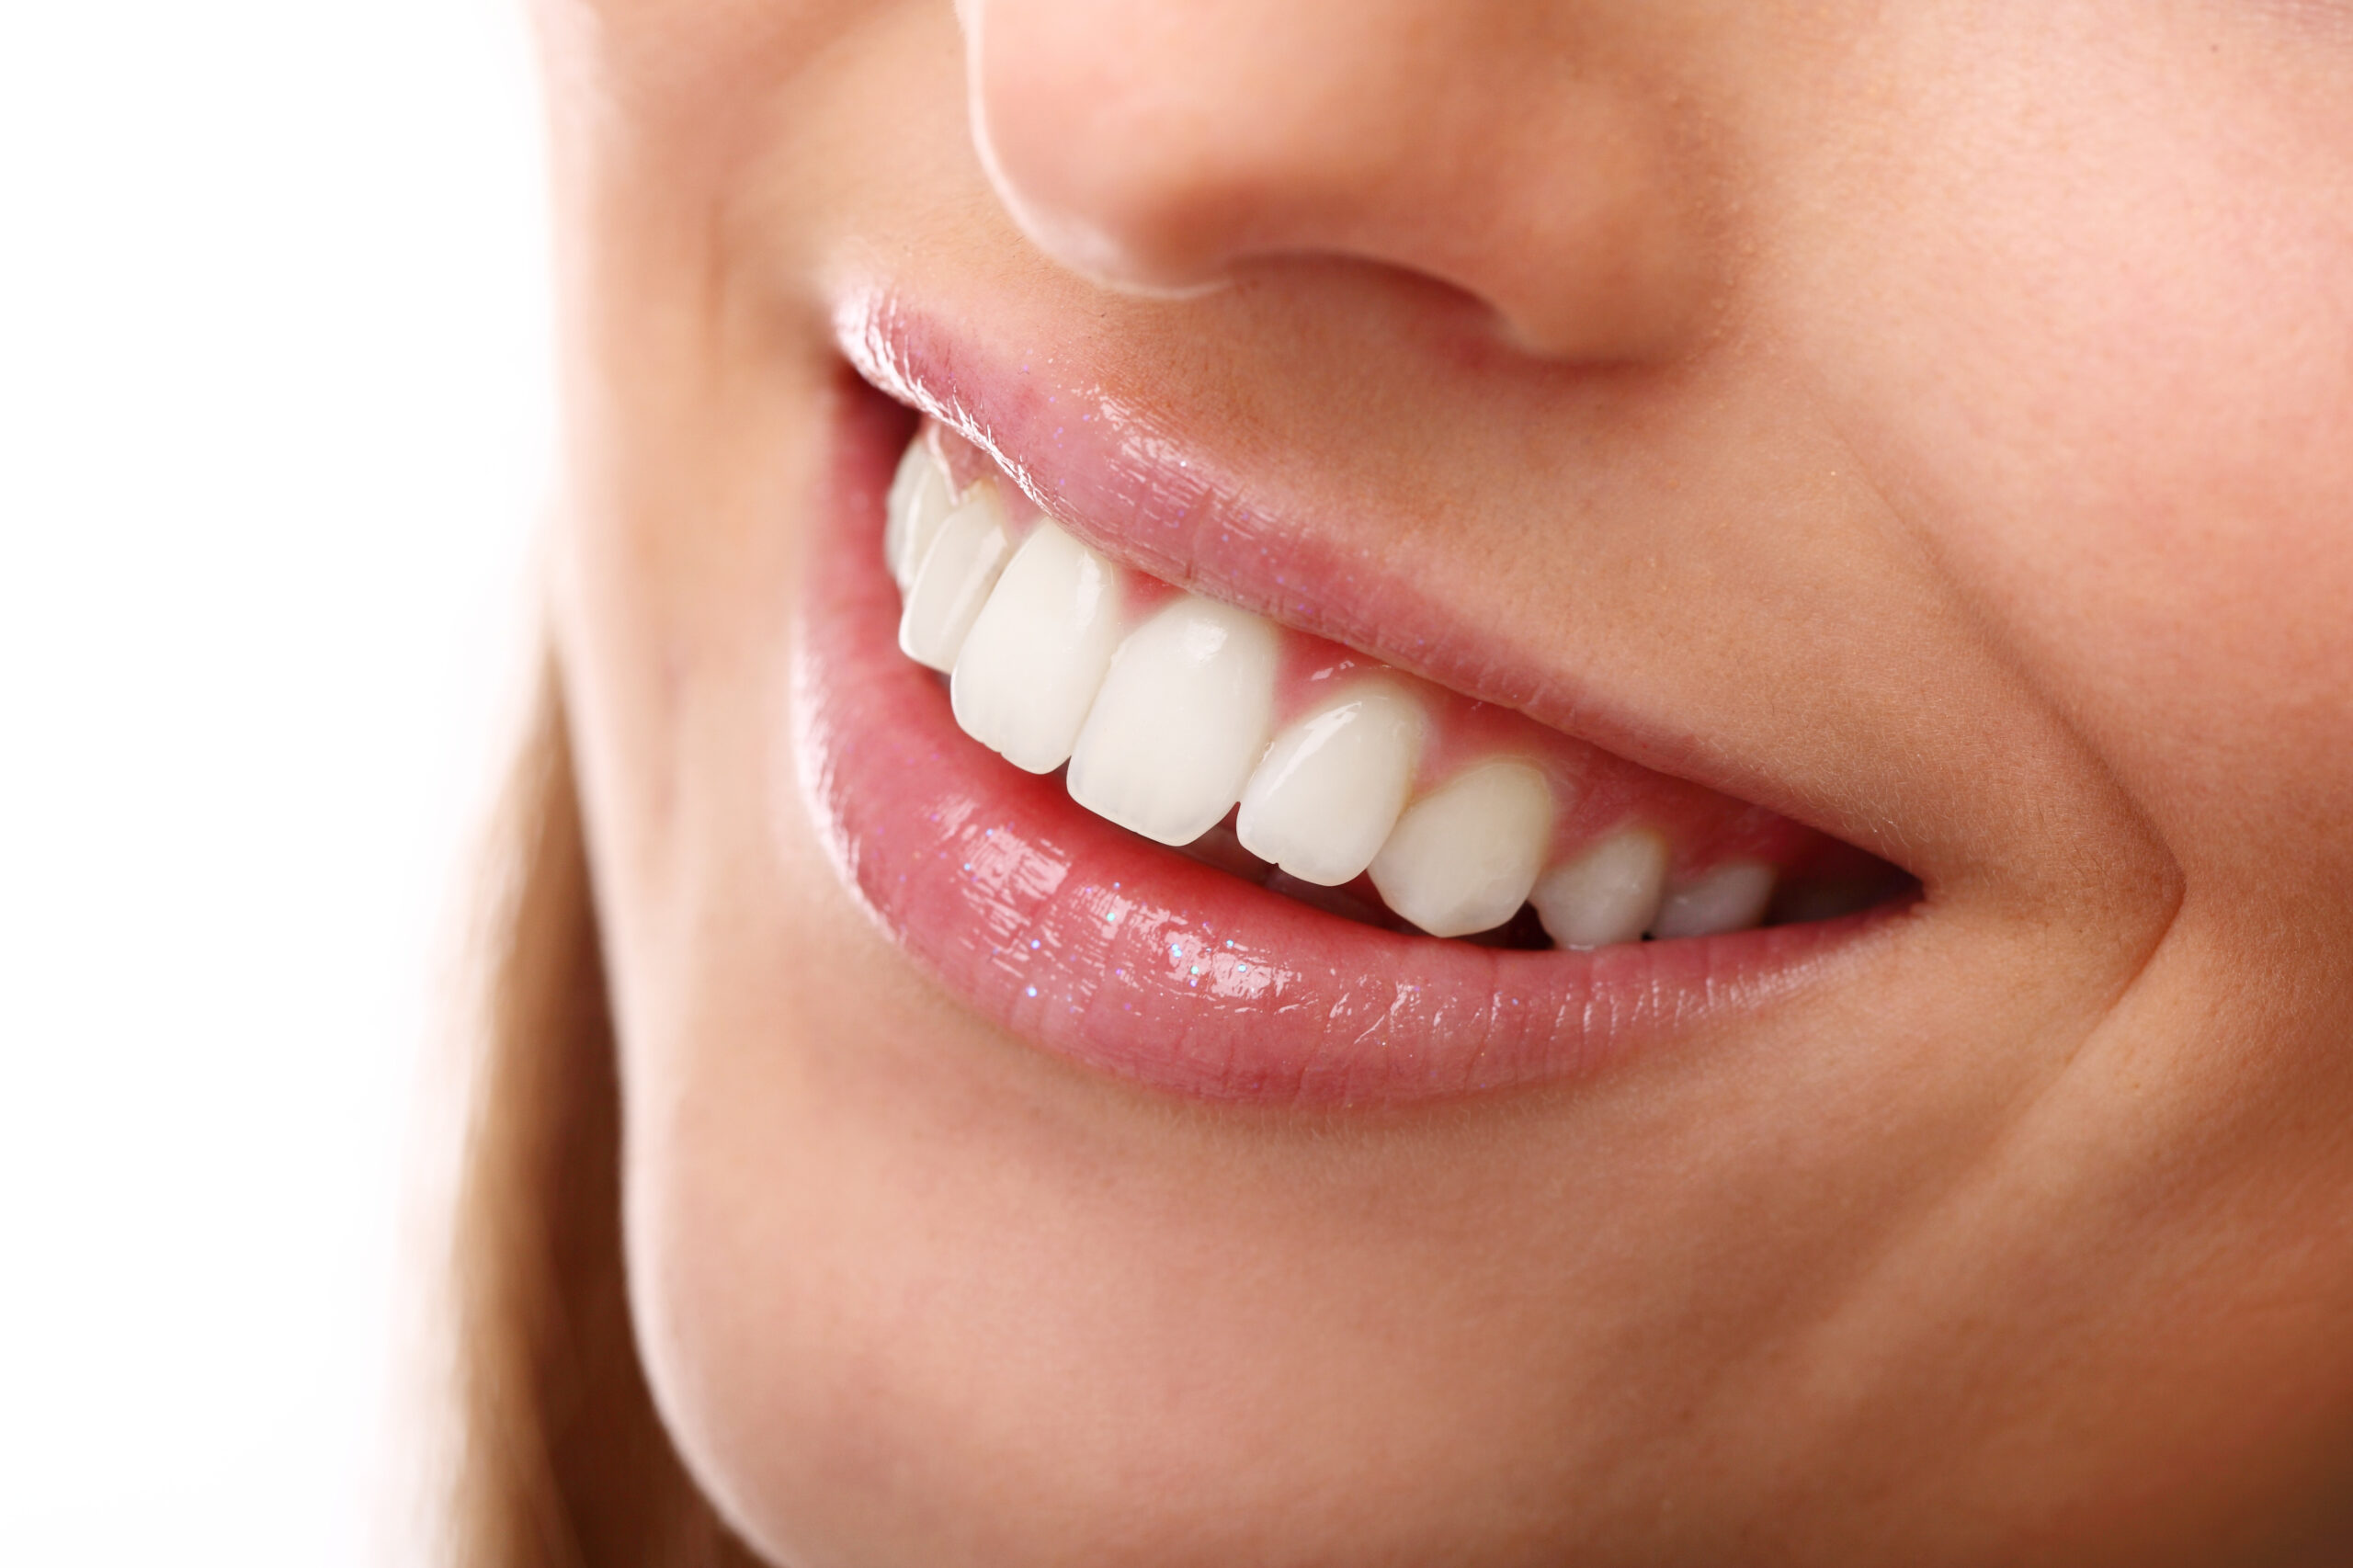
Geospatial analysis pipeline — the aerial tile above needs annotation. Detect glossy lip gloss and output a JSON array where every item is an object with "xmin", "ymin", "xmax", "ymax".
[{"xmin": 791, "ymin": 368, "xmax": 1904, "ymax": 1107}]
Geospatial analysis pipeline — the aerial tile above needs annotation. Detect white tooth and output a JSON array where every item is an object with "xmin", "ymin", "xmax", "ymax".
[
  {"xmin": 1649, "ymin": 860, "xmax": 1776, "ymax": 939},
  {"xmin": 897, "ymin": 483, "xmax": 1012, "ymax": 672},
  {"xmin": 949, "ymin": 522, "xmax": 1124, "ymax": 773},
  {"xmin": 1234, "ymin": 680, "xmax": 1424, "ymax": 886},
  {"xmin": 1530, "ymin": 828, "xmax": 1669, "ymax": 949},
  {"xmin": 1367, "ymin": 759, "xmax": 1552, "ymax": 938},
  {"xmin": 1066, "ymin": 595, "xmax": 1279, "ymax": 846},
  {"xmin": 883, "ymin": 436, "xmax": 957, "ymax": 591}
]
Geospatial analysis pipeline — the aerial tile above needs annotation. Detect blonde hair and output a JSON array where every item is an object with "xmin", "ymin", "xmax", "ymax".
[{"xmin": 445, "ymin": 660, "xmax": 762, "ymax": 1565}]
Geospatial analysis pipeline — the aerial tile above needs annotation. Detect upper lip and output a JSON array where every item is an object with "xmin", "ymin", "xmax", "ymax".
[{"xmin": 835, "ymin": 286, "xmax": 1890, "ymax": 875}]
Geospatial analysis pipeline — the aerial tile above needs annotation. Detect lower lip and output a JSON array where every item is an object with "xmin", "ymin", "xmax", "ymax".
[{"xmin": 792, "ymin": 378, "xmax": 1884, "ymax": 1106}]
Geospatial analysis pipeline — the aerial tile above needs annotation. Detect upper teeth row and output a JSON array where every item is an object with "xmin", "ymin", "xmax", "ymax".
[{"xmin": 885, "ymin": 432, "xmax": 1775, "ymax": 945}]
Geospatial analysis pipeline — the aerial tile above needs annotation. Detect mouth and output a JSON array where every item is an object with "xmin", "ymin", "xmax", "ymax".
[{"xmin": 793, "ymin": 300, "xmax": 1917, "ymax": 1105}]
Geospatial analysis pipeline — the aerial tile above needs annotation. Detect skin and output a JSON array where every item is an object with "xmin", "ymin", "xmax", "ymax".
[{"xmin": 539, "ymin": 0, "xmax": 2353, "ymax": 1562}]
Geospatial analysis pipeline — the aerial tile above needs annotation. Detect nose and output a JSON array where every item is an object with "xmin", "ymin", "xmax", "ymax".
[{"xmin": 962, "ymin": 0, "xmax": 1718, "ymax": 361}]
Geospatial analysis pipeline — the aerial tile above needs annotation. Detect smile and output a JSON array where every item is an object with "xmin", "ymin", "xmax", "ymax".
[{"xmin": 795, "ymin": 301, "xmax": 1916, "ymax": 1105}]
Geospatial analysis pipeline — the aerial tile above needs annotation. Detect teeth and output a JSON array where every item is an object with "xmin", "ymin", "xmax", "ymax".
[
  {"xmin": 1066, "ymin": 595, "xmax": 1279, "ymax": 846},
  {"xmin": 1235, "ymin": 680, "xmax": 1424, "ymax": 887},
  {"xmin": 1529, "ymin": 828, "xmax": 1670, "ymax": 950},
  {"xmin": 898, "ymin": 483, "xmax": 1013, "ymax": 672},
  {"xmin": 949, "ymin": 522, "xmax": 1125, "ymax": 773},
  {"xmin": 1366, "ymin": 760, "xmax": 1552, "ymax": 938},
  {"xmin": 1650, "ymin": 860, "xmax": 1776, "ymax": 939},
  {"xmin": 883, "ymin": 433, "xmax": 1827, "ymax": 947},
  {"xmin": 883, "ymin": 436, "xmax": 958, "ymax": 590}
]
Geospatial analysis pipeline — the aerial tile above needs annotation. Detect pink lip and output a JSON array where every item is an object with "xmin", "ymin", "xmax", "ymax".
[{"xmin": 792, "ymin": 368, "xmax": 1895, "ymax": 1106}]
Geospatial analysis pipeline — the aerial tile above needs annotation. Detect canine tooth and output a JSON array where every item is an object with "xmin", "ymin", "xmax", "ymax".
[
  {"xmin": 1530, "ymin": 829, "xmax": 1670, "ymax": 949},
  {"xmin": 1235, "ymin": 680, "xmax": 1423, "ymax": 886},
  {"xmin": 950, "ymin": 522, "xmax": 1123, "ymax": 773},
  {"xmin": 1066, "ymin": 596, "xmax": 1279, "ymax": 846},
  {"xmin": 1650, "ymin": 861, "xmax": 1776, "ymax": 939},
  {"xmin": 1367, "ymin": 760, "xmax": 1552, "ymax": 938},
  {"xmin": 884, "ymin": 436, "xmax": 957, "ymax": 591},
  {"xmin": 898, "ymin": 483, "xmax": 1012, "ymax": 671}
]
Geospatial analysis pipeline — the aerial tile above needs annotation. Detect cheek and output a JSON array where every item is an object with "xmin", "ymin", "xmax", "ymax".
[{"xmin": 1789, "ymin": 2, "xmax": 2353, "ymax": 859}]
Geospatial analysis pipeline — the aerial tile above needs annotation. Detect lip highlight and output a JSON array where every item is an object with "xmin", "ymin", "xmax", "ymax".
[{"xmin": 792, "ymin": 368, "xmax": 1901, "ymax": 1106}]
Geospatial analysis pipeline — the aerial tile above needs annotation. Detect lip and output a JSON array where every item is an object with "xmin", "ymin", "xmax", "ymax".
[{"xmin": 791, "ymin": 355, "xmax": 1906, "ymax": 1106}]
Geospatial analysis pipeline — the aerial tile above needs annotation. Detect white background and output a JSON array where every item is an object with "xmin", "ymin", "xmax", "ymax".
[{"xmin": 0, "ymin": 1, "xmax": 551, "ymax": 1561}]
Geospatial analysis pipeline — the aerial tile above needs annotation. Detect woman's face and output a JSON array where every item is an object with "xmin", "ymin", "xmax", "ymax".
[{"xmin": 543, "ymin": 0, "xmax": 2353, "ymax": 1560}]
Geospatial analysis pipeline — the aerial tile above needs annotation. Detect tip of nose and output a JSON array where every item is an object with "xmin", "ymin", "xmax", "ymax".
[{"xmin": 963, "ymin": 0, "xmax": 1720, "ymax": 368}]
